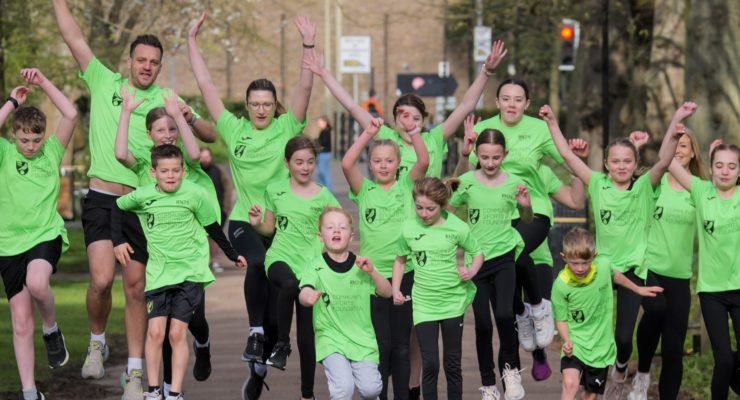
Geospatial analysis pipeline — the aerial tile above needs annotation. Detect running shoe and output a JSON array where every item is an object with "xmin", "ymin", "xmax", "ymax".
[
  {"xmin": 604, "ymin": 366, "xmax": 627, "ymax": 400},
  {"xmin": 502, "ymin": 364, "xmax": 525, "ymax": 400},
  {"xmin": 120, "ymin": 369, "xmax": 144, "ymax": 400},
  {"xmin": 515, "ymin": 305, "xmax": 536, "ymax": 352},
  {"xmin": 242, "ymin": 333, "xmax": 265, "ymax": 362},
  {"xmin": 42, "ymin": 328, "xmax": 69, "ymax": 369},
  {"xmin": 81, "ymin": 340, "xmax": 109, "ymax": 379},
  {"xmin": 627, "ymin": 372, "xmax": 650, "ymax": 400},
  {"xmin": 531, "ymin": 349, "xmax": 552, "ymax": 381},
  {"xmin": 479, "ymin": 385, "xmax": 501, "ymax": 400},
  {"xmin": 532, "ymin": 300, "xmax": 555, "ymax": 348},
  {"xmin": 144, "ymin": 389, "xmax": 163, "ymax": 400},
  {"xmin": 266, "ymin": 341, "xmax": 291, "ymax": 370},
  {"xmin": 242, "ymin": 361, "xmax": 270, "ymax": 400},
  {"xmin": 193, "ymin": 340, "xmax": 212, "ymax": 381}
]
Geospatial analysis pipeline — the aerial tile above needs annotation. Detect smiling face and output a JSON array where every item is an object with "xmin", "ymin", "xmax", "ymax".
[
  {"xmin": 496, "ymin": 83, "xmax": 529, "ymax": 126},
  {"xmin": 476, "ymin": 143, "xmax": 507, "ymax": 178},
  {"xmin": 674, "ymin": 133, "xmax": 695, "ymax": 169},
  {"xmin": 394, "ymin": 105, "xmax": 423, "ymax": 135},
  {"xmin": 127, "ymin": 44, "xmax": 162, "ymax": 89},
  {"xmin": 148, "ymin": 116, "xmax": 178, "ymax": 146},
  {"xmin": 414, "ymin": 195, "xmax": 442, "ymax": 226},
  {"xmin": 605, "ymin": 144, "xmax": 637, "ymax": 185},
  {"xmin": 710, "ymin": 148, "xmax": 739, "ymax": 191},
  {"xmin": 319, "ymin": 210, "xmax": 353, "ymax": 253},
  {"xmin": 246, "ymin": 90, "xmax": 277, "ymax": 129},
  {"xmin": 369, "ymin": 144, "xmax": 400, "ymax": 184},
  {"xmin": 150, "ymin": 157, "xmax": 184, "ymax": 193},
  {"xmin": 286, "ymin": 148, "xmax": 317, "ymax": 185}
]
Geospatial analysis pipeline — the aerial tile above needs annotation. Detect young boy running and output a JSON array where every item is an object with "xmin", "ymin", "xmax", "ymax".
[
  {"xmin": 115, "ymin": 145, "xmax": 246, "ymax": 400},
  {"xmin": 0, "ymin": 68, "xmax": 77, "ymax": 400},
  {"xmin": 552, "ymin": 228, "xmax": 662, "ymax": 400}
]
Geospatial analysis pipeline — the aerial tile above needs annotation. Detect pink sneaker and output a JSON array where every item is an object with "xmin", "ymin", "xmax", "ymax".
[{"xmin": 531, "ymin": 349, "xmax": 552, "ymax": 381}]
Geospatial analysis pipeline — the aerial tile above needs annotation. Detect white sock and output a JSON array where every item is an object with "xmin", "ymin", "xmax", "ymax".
[
  {"xmin": 249, "ymin": 326, "xmax": 264, "ymax": 336},
  {"xmin": 42, "ymin": 322, "xmax": 59, "ymax": 335},
  {"xmin": 163, "ymin": 382, "xmax": 171, "ymax": 397},
  {"xmin": 195, "ymin": 338, "xmax": 210, "ymax": 348},
  {"xmin": 91, "ymin": 332, "xmax": 106, "ymax": 346},
  {"xmin": 127, "ymin": 357, "xmax": 143, "ymax": 374},
  {"xmin": 254, "ymin": 362, "xmax": 267, "ymax": 377}
]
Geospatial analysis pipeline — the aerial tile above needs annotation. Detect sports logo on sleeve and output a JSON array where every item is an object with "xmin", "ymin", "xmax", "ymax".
[
  {"xmin": 398, "ymin": 165, "xmax": 409, "ymax": 175},
  {"xmin": 703, "ymin": 220, "xmax": 715, "ymax": 235},
  {"xmin": 570, "ymin": 309, "xmax": 585, "ymax": 323},
  {"xmin": 234, "ymin": 145, "xmax": 246, "ymax": 158},
  {"xmin": 15, "ymin": 161, "xmax": 28, "ymax": 175},
  {"xmin": 653, "ymin": 206, "xmax": 664, "ymax": 220},
  {"xmin": 277, "ymin": 215, "xmax": 289, "ymax": 231},
  {"xmin": 412, "ymin": 250, "xmax": 427, "ymax": 267},
  {"xmin": 600, "ymin": 209, "xmax": 612, "ymax": 225},
  {"xmin": 365, "ymin": 208, "xmax": 377, "ymax": 223},
  {"xmin": 112, "ymin": 91, "xmax": 123, "ymax": 106},
  {"xmin": 146, "ymin": 213, "xmax": 155, "ymax": 229},
  {"xmin": 468, "ymin": 209, "xmax": 480, "ymax": 224}
]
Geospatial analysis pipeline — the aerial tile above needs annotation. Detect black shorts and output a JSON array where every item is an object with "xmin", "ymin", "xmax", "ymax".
[
  {"xmin": 145, "ymin": 282, "xmax": 204, "ymax": 323},
  {"xmin": 561, "ymin": 355, "xmax": 609, "ymax": 394},
  {"xmin": 81, "ymin": 189, "xmax": 148, "ymax": 264},
  {"xmin": 0, "ymin": 236, "xmax": 62, "ymax": 300}
]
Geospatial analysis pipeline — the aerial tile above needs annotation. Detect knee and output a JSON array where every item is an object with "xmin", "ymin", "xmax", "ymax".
[
  {"xmin": 330, "ymin": 380, "xmax": 355, "ymax": 400},
  {"xmin": 123, "ymin": 277, "xmax": 145, "ymax": 300},
  {"xmin": 168, "ymin": 324, "xmax": 187, "ymax": 344},
  {"xmin": 147, "ymin": 323, "xmax": 166, "ymax": 342},
  {"xmin": 562, "ymin": 374, "xmax": 580, "ymax": 396},
  {"xmin": 89, "ymin": 277, "xmax": 113, "ymax": 297},
  {"xmin": 12, "ymin": 312, "xmax": 34, "ymax": 338},
  {"xmin": 25, "ymin": 273, "xmax": 50, "ymax": 298},
  {"xmin": 357, "ymin": 375, "xmax": 383, "ymax": 399}
]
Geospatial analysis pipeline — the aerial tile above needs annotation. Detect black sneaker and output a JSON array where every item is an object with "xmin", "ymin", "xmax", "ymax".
[
  {"xmin": 241, "ymin": 361, "xmax": 270, "ymax": 400},
  {"xmin": 192, "ymin": 340, "xmax": 212, "ymax": 381},
  {"xmin": 265, "ymin": 342, "xmax": 291, "ymax": 370},
  {"xmin": 241, "ymin": 333, "xmax": 265, "ymax": 362},
  {"xmin": 409, "ymin": 386, "xmax": 420, "ymax": 400},
  {"xmin": 21, "ymin": 391, "xmax": 46, "ymax": 400},
  {"xmin": 42, "ymin": 328, "xmax": 69, "ymax": 369}
]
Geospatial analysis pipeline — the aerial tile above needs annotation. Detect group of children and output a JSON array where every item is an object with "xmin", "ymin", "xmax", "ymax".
[{"xmin": 1, "ymin": 3, "xmax": 739, "ymax": 400}]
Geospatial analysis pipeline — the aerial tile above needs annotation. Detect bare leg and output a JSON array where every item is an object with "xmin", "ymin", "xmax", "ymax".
[
  {"xmin": 145, "ymin": 317, "xmax": 167, "ymax": 388},
  {"xmin": 86, "ymin": 240, "xmax": 116, "ymax": 335},
  {"xmin": 122, "ymin": 260, "xmax": 147, "ymax": 358},
  {"xmin": 10, "ymin": 288, "xmax": 36, "ymax": 390},
  {"xmin": 168, "ymin": 319, "xmax": 190, "ymax": 393},
  {"xmin": 25, "ymin": 260, "xmax": 56, "ymax": 328}
]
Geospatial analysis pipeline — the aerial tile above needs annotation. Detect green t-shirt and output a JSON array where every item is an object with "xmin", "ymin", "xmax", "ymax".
[
  {"xmin": 531, "ymin": 165, "xmax": 564, "ymax": 266},
  {"xmin": 690, "ymin": 177, "xmax": 740, "ymax": 293},
  {"xmin": 377, "ymin": 125, "xmax": 447, "ymax": 178},
  {"xmin": 449, "ymin": 171, "xmax": 524, "ymax": 263},
  {"xmin": 472, "ymin": 114, "xmax": 564, "ymax": 216},
  {"xmin": 644, "ymin": 175, "xmax": 696, "ymax": 279},
  {"xmin": 0, "ymin": 136, "xmax": 69, "ymax": 256},
  {"xmin": 116, "ymin": 180, "xmax": 216, "ymax": 291},
  {"xmin": 264, "ymin": 180, "xmax": 340, "ymax": 279},
  {"xmin": 130, "ymin": 153, "xmax": 221, "ymax": 223},
  {"xmin": 587, "ymin": 172, "xmax": 654, "ymax": 278},
  {"xmin": 216, "ymin": 110, "xmax": 306, "ymax": 223},
  {"xmin": 397, "ymin": 212, "xmax": 481, "ymax": 324},
  {"xmin": 80, "ymin": 57, "xmax": 197, "ymax": 187},
  {"xmin": 349, "ymin": 174, "xmax": 415, "ymax": 277},
  {"xmin": 300, "ymin": 254, "xmax": 379, "ymax": 363},
  {"xmin": 552, "ymin": 256, "xmax": 616, "ymax": 368}
]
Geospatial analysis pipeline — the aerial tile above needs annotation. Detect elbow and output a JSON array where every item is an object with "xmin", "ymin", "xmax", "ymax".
[
  {"xmin": 114, "ymin": 151, "xmax": 128, "ymax": 163},
  {"xmin": 66, "ymin": 109, "xmax": 79, "ymax": 122}
]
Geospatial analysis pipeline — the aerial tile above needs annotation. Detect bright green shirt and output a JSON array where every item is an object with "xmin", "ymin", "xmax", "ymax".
[
  {"xmin": 264, "ymin": 180, "xmax": 340, "ymax": 279},
  {"xmin": 690, "ymin": 177, "xmax": 740, "ymax": 293},
  {"xmin": 552, "ymin": 256, "xmax": 616, "ymax": 368},
  {"xmin": 0, "ymin": 136, "xmax": 69, "ymax": 256},
  {"xmin": 80, "ymin": 57, "xmax": 196, "ymax": 187},
  {"xmin": 216, "ymin": 110, "xmax": 305, "ymax": 223},
  {"xmin": 472, "ymin": 114, "xmax": 565, "ymax": 216},
  {"xmin": 449, "ymin": 171, "xmax": 524, "ymax": 263},
  {"xmin": 398, "ymin": 212, "xmax": 481, "ymax": 324},
  {"xmin": 587, "ymin": 172, "xmax": 654, "ymax": 278},
  {"xmin": 531, "ymin": 165, "xmax": 564, "ymax": 266},
  {"xmin": 377, "ymin": 125, "xmax": 447, "ymax": 178},
  {"xmin": 300, "ymin": 254, "xmax": 379, "ymax": 363},
  {"xmin": 349, "ymin": 174, "xmax": 415, "ymax": 277},
  {"xmin": 644, "ymin": 175, "xmax": 696, "ymax": 279},
  {"xmin": 116, "ymin": 180, "xmax": 216, "ymax": 291}
]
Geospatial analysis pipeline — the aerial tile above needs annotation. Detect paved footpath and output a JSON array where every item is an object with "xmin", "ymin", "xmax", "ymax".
[{"xmin": 97, "ymin": 160, "xmax": 566, "ymax": 399}]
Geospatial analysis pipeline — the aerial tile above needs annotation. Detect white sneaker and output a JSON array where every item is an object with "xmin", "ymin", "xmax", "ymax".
[
  {"xmin": 144, "ymin": 390, "xmax": 163, "ymax": 400},
  {"xmin": 627, "ymin": 372, "xmax": 650, "ymax": 400},
  {"xmin": 604, "ymin": 366, "xmax": 627, "ymax": 400},
  {"xmin": 81, "ymin": 340, "xmax": 109, "ymax": 379},
  {"xmin": 120, "ymin": 369, "xmax": 144, "ymax": 400},
  {"xmin": 531, "ymin": 300, "xmax": 555, "ymax": 348},
  {"xmin": 479, "ymin": 385, "xmax": 501, "ymax": 400},
  {"xmin": 502, "ymin": 364, "xmax": 526, "ymax": 400},
  {"xmin": 516, "ymin": 304, "xmax": 536, "ymax": 352}
]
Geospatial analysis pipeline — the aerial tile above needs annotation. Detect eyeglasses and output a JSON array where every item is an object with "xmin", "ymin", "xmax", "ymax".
[{"xmin": 248, "ymin": 102, "xmax": 275, "ymax": 110}]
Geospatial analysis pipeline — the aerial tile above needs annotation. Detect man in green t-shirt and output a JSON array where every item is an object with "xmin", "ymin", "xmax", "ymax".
[
  {"xmin": 553, "ymin": 228, "xmax": 662, "ymax": 400},
  {"xmin": 52, "ymin": 1, "xmax": 216, "ymax": 396},
  {"xmin": 0, "ymin": 68, "xmax": 77, "ymax": 400}
]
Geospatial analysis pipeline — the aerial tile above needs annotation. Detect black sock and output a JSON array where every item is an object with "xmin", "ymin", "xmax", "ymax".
[
  {"xmin": 169, "ymin": 391, "xmax": 180, "ymax": 397},
  {"xmin": 148, "ymin": 386, "xmax": 161, "ymax": 393}
]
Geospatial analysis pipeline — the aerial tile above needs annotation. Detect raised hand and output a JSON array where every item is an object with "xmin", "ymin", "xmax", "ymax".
[
  {"xmin": 569, "ymin": 138, "xmax": 590, "ymax": 159},
  {"xmin": 20, "ymin": 68, "xmax": 47, "ymax": 86},
  {"xmin": 629, "ymin": 130, "xmax": 650, "ymax": 150},
  {"xmin": 515, "ymin": 184, "xmax": 531, "ymax": 208},
  {"xmin": 248, "ymin": 205, "xmax": 263, "ymax": 226},
  {"xmin": 162, "ymin": 90, "xmax": 181, "ymax": 117},
  {"xmin": 462, "ymin": 115, "xmax": 479, "ymax": 156},
  {"xmin": 305, "ymin": 290, "xmax": 322, "ymax": 306},
  {"xmin": 189, "ymin": 12, "xmax": 207, "ymax": 41},
  {"xmin": 539, "ymin": 105, "xmax": 557, "ymax": 125},
  {"xmin": 121, "ymin": 86, "xmax": 145, "ymax": 113},
  {"xmin": 302, "ymin": 48, "xmax": 325, "ymax": 75},
  {"xmin": 673, "ymin": 101, "xmax": 697, "ymax": 122},
  {"xmin": 114, "ymin": 243, "xmax": 135, "ymax": 267},
  {"xmin": 9, "ymin": 86, "xmax": 30, "ymax": 106},
  {"xmin": 235, "ymin": 255, "xmax": 248, "ymax": 268},
  {"xmin": 365, "ymin": 117, "xmax": 384, "ymax": 137},
  {"xmin": 356, "ymin": 256, "xmax": 375, "ymax": 274},
  {"xmin": 709, "ymin": 139, "xmax": 723, "ymax": 155},
  {"xmin": 178, "ymin": 101, "xmax": 194, "ymax": 123},
  {"xmin": 484, "ymin": 40, "xmax": 507, "ymax": 73},
  {"xmin": 393, "ymin": 289, "xmax": 406, "ymax": 305},
  {"xmin": 398, "ymin": 112, "xmax": 421, "ymax": 136},
  {"xmin": 294, "ymin": 16, "xmax": 316, "ymax": 45}
]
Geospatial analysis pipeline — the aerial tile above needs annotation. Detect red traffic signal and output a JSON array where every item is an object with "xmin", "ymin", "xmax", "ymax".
[{"xmin": 560, "ymin": 25, "xmax": 575, "ymax": 41}]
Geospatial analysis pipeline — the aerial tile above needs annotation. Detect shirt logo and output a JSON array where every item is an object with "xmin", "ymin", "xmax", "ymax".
[
  {"xmin": 570, "ymin": 309, "xmax": 585, "ymax": 323},
  {"xmin": 321, "ymin": 292, "xmax": 331, "ymax": 307},
  {"xmin": 398, "ymin": 165, "xmax": 409, "ymax": 174},
  {"xmin": 240, "ymin": 136, "xmax": 253, "ymax": 141},
  {"xmin": 413, "ymin": 234, "xmax": 426, "ymax": 241},
  {"xmin": 277, "ymin": 215, "xmax": 289, "ymax": 231},
  {"xmin": 600, "ymin": 209, "xmax": 612, "ymax": 225},
  {"xmin": 275, "ymin": 191, "xmax": 286, "ymax": 197},
  {"xmin": 365, "ymin": 208, "xmax": 377, "ymax": 224},
  {"xmin": 15, "ymin": 161, "xmax": 28, "ymax": 175},
  {"xmin": 112, "ymin": 91, "xmax": 123, "ymax": 106},
  {"xmin": 653, "ymin": 206, "xmax": 664, "ymax": 220},
  {"xmin": 234, "ymin": 144, "xmax": 246, "ymax": 158},
  {"xmin": 468, "ymin": 208, "xmax": 480, "ymax": 224},
  {"xmin": 413, "ymin": 250, "xmax": 427, "ymax": 267},
  {"xmin": 146, "ymin": 300, "xmax": 153, "ymax": 314},
  {"xmin": 703, "ymin": 220, "xmax": 715, "ymax": 235},
  {"xmin": 146, "ymin": 213, "xmax": 155, "ymax": 229},
  {"xmin": 368, "ymin": 186, "xmax": 377, "ymax": 191},
  {"xmin": 144, "ymin": 199, "xmax": 157, "ymax": 206}
]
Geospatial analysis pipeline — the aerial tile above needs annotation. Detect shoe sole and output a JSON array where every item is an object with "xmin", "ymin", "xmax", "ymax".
[
  {"xmin": 241, "ymin": 353, "xmax": 263, "ymax": 363},
  {"xmin": 265, "ymin": 360, "xmax": 286, "ymax": 371},
  {"xmin": 504, "ymin": 390, "xmax": 525, "ymax": 400},
  {"xmin": 81, "ymin": 367, "xmax": 105, "ymax": 379},
  {"xmin": 49, "ymin": 349, "xmax": 70, "ymax": 369}
]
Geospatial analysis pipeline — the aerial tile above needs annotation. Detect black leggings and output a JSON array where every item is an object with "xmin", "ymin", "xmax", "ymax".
[
  {"xmin": 267, "ymin": 261, "xmax": 316, "ymax": 399},
  {"xmin": 635, "ymin": 271, "xmax": 690, "ymax": 400},
  {"xmin": 162, "ymin": 293, "xmax": 208, "ymax": 384},
  {"xmin": 472, "ymin": 251, "xmax": 520, "ymax": 386},
  {"xmin": 614, "ymin": 269, "xmax": 644, "ymax": 365},
  {"xmin": 372, "ymin": 272, "xmax": 414, "ymax": 400},
  {"xmin": 512, "ymin": 215, "xmax": 550, "ymax": 314},
  {"xmin": 229, "ymin": 220, "xmax": 271, "ymax": 327},
  {"xmin": 699, "ymin": 290, "xmax": 740, "ymax": 400},
  {"xmin": 415, "ymin": 315, "xmax": 465, "ymax": 400}
]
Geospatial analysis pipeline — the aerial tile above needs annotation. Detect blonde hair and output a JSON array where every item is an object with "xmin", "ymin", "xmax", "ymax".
[
  {"xmin": 562, "ymin": 227, "xmax": 597, "ymax": 260},
  {"xmin": 318, "ymin": 207, "xmax": 354, "ymax": 231},
  {"xmin": 679, "ymin": 128, "xmax": 708, "ymax": 179}
]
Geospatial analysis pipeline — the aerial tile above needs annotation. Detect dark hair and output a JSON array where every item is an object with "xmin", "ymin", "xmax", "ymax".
[
  {"xmin": 413, "ymin": 177, "xmax": 456, "ymax": 208},
  {"xmin": 129, "ymin": 35, "xmax": 163, "ymax": 60},
  {"xmin": 12, "ymin": 106, "xmax": 46, "ymax": 134},
  {"xmin": 246, "ymin": 78, "xmax": 286, "ymax": 118},
  {"xmin": 151, "ymin": 144, "xmax": 183, "ymax": 168},
  {"xmin": 496, "ymin": 78, "xmax": 530, "ymax": 100},
  {"xmin": 710, "ymin": 143, "xmax": 740, "ymax": 185},
  {"xmin": 368, "ymin": 89, "xmax": 376, "ymax": 97},
  {"xmin": 145, "ymin": 107, "xmax": 170, "ymax": 131},
  {"xmin": 474, "ymin": 129, "xmax": 507, "ymax": 169},
  {"xmin": 285, "ymin": 135, "xmax": 318, "ymax": 161},
  {"xmin": 392, "ymin": 93, "xmax": 428, "ymax": 120},
  {"xmin": 605, "ymin": 138, "xmax": 639, "ymax": 162}
]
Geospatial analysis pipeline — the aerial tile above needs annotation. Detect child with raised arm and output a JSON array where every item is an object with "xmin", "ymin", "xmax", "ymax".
[
  {"xmin": 0, "ymin": 68, "xmax": 77, "ymax": 400},
  {"xmin": 342, "ymin": 113, "xmax": 428, "ymax": 400},
  {"xmin": 299, "ymin": 207, "xmax": 391, "ymax": 400},
  {"xmin": 115, "ymin": 145, "xmax": 246, "ymax": 400},
  {"xmin": 553, "ymin": 228, "xmax": 662, "ymax": 400}
]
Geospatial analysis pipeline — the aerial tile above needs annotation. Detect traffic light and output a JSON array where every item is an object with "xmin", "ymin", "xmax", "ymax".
[{"xmin": 559, "ymin": 18, "xmax": 580, "ymax": 71}]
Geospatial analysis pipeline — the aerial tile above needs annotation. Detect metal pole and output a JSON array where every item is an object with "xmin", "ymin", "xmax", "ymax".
[
  {"xmin": 383, "ymin": 13, "xmax": 389, "ymax": 113},
  {"xmin": 280, "ymin": 13, "xmax": 287, "ymax": 101},
  {"xmin": 442, "ymin": 0, "xmax": 448, "ymax": 112},
  {"xmin": 601, "ymin": 0, "xmax": 609, "ymax": 155},
  {"xmin": 324, "ymin": 0, "xmax": 332, "ymax": 118}
]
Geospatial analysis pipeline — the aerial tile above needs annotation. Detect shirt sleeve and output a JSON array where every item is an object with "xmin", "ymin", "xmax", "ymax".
[
  {"xmin": 449, "ymin": 183, "xmax": 466, "ymax": 208},
  {"xmin": 540, "ymin": 166, "xmax": 563, "ymax": 195},
  {"xmin": 397, "ymin": 230, "xmax": 411, "ymax": 257},
  {"xmin": 377, "ymin": 125, "xmax": 398, "ymax": 141},
  {"xmin": 44, "ymin": 135, "xmax": 65, "ymax": 167},
  {"xmin": 326, "ymin": 191, "xmax": 341, "ymax": 208},
  {"xmin": 299, "ymin": 261, "xmax": 320, "ymax": 290},
  {"xmin": 215, "ymin": 110, "xmax": 242, "ymax": 149},
  {"xmin": 587, "ymin": 171, "xmax": 606, "ymax": 199},
  {"xmin": 551, "ymin": 280, "xmax": 568, "ymax": 321},
  {"xmin": 263, "ymin": 188, "xmax": 276, "ymax": 213},
  {"xmin": 688, "ymin": 176, "xmax": 708, "ymax": 204},
  {"xmin": 194, "ymin": 187, "xmax": 218, "ymax": 227},
  {"xmin": 539, "ymin": 122, "xmax": 565, "ymax": 164},
  {"xmin": 458, "ymin": 223, "xmax": 482, "ymax": 256},
  {"xmin": 0, "ymin": 138, "xmax": 8, "ymax": 164},
  {"xmin": 348, "ymin": 177, "xmax": 372, "ymax": 204},
  {"xmin": 426, "ymin": 125, "xmax": 446, "ymax": 155},
  {"xmin": 116, "ymin": 190, "xmax": 140, "ymax": 211},
  {"xmin": 276, "ymin": 108, "xmax": 308, "ymax": 138},
  {"xmin": 79, "ymin": 57, "xmax": 115, "ymax": 93}
]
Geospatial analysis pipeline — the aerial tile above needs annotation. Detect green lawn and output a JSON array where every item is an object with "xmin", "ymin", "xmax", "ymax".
[
  {"xmin": 0, "ymin": 279, "xmax": 126, "ymax": 392},
  {"xmin": 58, "ymin": 227, "xmax": 89, "ymax": 274}
]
